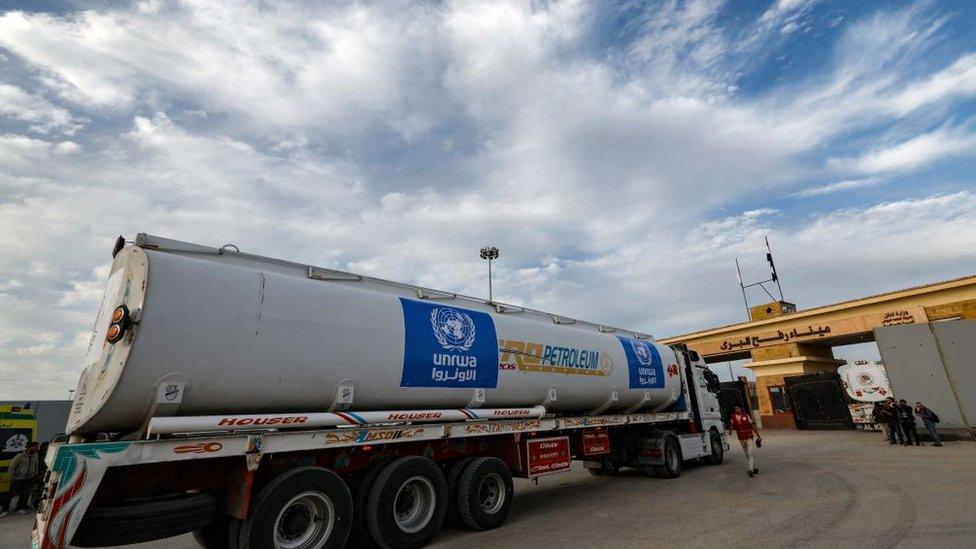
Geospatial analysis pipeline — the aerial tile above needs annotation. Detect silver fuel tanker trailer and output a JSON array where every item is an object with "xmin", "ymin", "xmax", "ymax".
[{"xmin": 34, "ymin": 234, "xmax": 728, "ymax": 549}]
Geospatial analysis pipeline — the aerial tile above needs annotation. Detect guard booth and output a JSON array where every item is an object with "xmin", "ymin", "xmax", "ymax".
[
  {"xmin": 716, "ymin": 378, "xmax": 759, "ymax": 428},
  {"xmin": 784, "ymin": 372, "xmax": 854, "ymax": 430}
]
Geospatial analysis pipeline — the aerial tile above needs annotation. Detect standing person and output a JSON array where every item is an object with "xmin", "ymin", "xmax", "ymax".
[
  {"xmin": 897, "ymin": 399, "xmax": 921, "ymax": 446},
  {"xmin": 872, "ymin": 401, "xmax": 891, "ymax": 442},
  {"xmin": 883, "ymin": 397, "xmax": 904, "ymax": 445},
  {"xmin": 728, "ymin": 405, "xmax": 761, "ymax": 477},
  {"xmin": 915, "ymin": 402, "xmax": 942, "ymax": 446},
  {"xmin": 4, "ymin": 441, "xmax": 40, "ymax": 515}
]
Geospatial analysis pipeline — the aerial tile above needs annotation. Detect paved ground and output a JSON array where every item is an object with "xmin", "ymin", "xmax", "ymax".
[{"xmin": 3, "ymin": 430, "xmax": 975, "ymax": 548}]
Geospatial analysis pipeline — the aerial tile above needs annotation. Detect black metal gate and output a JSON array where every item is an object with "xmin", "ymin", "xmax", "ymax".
[
  {"xmin": 716, "ymin": 380, "xmax": 748, "ymax": 427},
  {"xmin": 784, "ymin": 373, "xmax": 854, "ymax": 430}
]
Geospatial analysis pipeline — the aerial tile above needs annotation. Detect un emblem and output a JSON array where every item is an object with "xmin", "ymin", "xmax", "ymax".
[
  {"xmin": 430, "ymin": 307, "xmax": 477, "ymax": 351},
  {"xmin": 631, "ymin": 339, "xmax": 654, "ymax": 366}
]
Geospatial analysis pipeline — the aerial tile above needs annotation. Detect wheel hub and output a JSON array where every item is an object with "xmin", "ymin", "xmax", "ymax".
[
  {"xmin": 477, "ymin": 473, "xmax": 505, "ymax": 514},
  {"xmin": 274, "ymin": 492, "xmax": 335, "ymax": 549},
  {"xmin": 281, "ymin": 506, "xmax": 311, "ymax": 538},
  {"xmin": 393, "ymin": 476, "xmax": 436, "ymax": 534}
]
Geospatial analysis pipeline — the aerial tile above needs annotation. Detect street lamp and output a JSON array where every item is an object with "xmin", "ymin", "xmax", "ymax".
[{"xmin": 480, "ymin": 246, "xmax": 499, "ymax": 302}]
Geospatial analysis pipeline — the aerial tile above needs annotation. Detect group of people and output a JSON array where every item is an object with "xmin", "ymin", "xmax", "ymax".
[
  {"xmin": 872, "ymin": 398, "xmax": 942, "ymax": 446},
  {"xmin": 0, "ymin": 441, "xmax": 41, "ymax": 518},
  {"xmin": 726, "ymin": 397, "xmax": 944, "ymax": 478}
]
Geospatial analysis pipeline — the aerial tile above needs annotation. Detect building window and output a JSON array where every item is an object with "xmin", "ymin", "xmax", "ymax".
[{"xmin": 768, "ymin": 385, "xmax": 791, "ymax": 414}]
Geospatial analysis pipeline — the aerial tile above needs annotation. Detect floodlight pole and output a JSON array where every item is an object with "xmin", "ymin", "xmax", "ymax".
[{"xmin": 480, "ymin": 246, "xmax": 499, "ymax": 302}]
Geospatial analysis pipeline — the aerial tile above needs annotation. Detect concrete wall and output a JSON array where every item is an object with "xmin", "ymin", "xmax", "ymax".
[
  {"xmin": 874, "ymin": 320, "xmax": 975, "ymax": 438},
  {"xmin": 0, "ymin": 400, "xmax": 71, "ymax": 442},
  {"xmin": 931, "ymin": 321, "xmax": 976, "ymax": 428}
]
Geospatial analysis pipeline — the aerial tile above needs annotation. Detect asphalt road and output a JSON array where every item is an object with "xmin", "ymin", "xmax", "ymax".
[{"xmin": 4, "ymin": 430, "xmax": 974, "ymax": 548}]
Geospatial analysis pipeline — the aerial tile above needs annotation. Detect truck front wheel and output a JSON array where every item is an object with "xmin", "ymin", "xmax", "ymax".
[
  {"xmin": 238, "ymin": 467, "xmax": 352, "ymax": 549},
  {"xmin": 706, "ymin": 430, "xmax": 724, "ymax": 465},
  {"xmin": 366, "ymin": 456, "xmax": 448, "ymax": 549},
  {"xmin": 659, "ymin": 436, "xmax": 683, "ymax": 479},
  {"xmin": 456, "ymin": 457, "xmax": 514, "ymax": 531}
]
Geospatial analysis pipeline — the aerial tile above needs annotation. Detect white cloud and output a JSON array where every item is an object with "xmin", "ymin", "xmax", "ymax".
[
  {"xmin": 0, "ymin": 133, "xmax": 54, "ymax": 167},
  {"xmin": 886, "ymin": 53, "xmax": 976, "ymax": 115},
  {"xmin": 829, "ymin": 128, "xmax": 976, "ymax": 175},
  {"xmin": 743, "ymin": 208, "xmax": 778, "ymax": 218},
  {"xmin": 0, "ymin": 83, "xmax": 85, "ymax": 134},
  {"xmin": 759, "ymin": 0, "xmax": 815, "ymax": 24},
  {"xmin": 53, "ymin": 140, "xmax": 81, "ymax": 154},
  {"xmin": 0, "ymin": 2, "xmax": 975, "ymax": 397},
  {"xmin": 793, "ymin": 177, "xmax": 883, "ymax": 197}
]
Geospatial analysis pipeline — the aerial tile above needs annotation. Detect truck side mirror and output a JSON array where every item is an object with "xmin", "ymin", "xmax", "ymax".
[{"xmin": 703, "ymin": 370, "xmax": 721, "ymax": 394}]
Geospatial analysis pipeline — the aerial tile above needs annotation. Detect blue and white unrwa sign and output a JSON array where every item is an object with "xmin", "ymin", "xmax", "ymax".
[
  {"xmin": 617, "ymin": 336, "xmax": 665, "ymax": 389},
  {"xmin": 399, "ymin": 298, "xmax": 499, "ymax": 388}
]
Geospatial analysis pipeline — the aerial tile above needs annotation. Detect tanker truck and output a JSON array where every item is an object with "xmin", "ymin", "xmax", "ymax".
[{"xmin": 32, "ymin": 233, "xmax": 727, "ymax": 549}]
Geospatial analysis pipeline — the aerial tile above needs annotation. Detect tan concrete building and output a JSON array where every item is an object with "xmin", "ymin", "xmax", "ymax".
[{"xmin": 660, "ymin": 276, "xmax": 976, "ymax": 428}]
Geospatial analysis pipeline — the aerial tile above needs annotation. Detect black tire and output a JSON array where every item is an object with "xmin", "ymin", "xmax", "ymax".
[
  {"xmin": 445, "ymin": 457, "xmax": 475, "ymax": 524},
  {"xmin": 456, "ymin": 457, "xmax": 514, "ymax": 531},
  {"xmin": 660, "ymin": 437, "xmax": 682, "ymax": 479},
  {"xmin": 354, "ymin": 461, "xmax": 389, "ymax": 547},
  {"xmin": 72, "ymin": 493, "xmax": 217, "ymax": 547},
  {"xmin": 193, "ymin": 514, "xmax": 233, "ymax": 548},
  {"xmin": 227, "ymin": 518, "xmax": 242, "ymax": 548},
  {"xmin": 238, "ymin": 466, "xmax": 352, "ymax": 549},
  {"xmin": 706, "ymin": 430, "xmax": 724, "ymax": 466},
  {"xmin": 643, "ymin": 465, "xmax": 664, "ymax": 478},
  {"xmin": 586, "ymin": 456, "xmax": 619, "ymax": 476},
  {"xmin": 365, "ymin": 456, "xmax": 448, "ymax": 549}
]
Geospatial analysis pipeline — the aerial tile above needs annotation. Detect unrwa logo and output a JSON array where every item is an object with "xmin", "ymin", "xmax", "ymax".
[
  {"xmin": 631, "ymin": 339, "xmax": 655, "ymax": 366},
  {"xmin": 430, "ymin": 307, "xmax": 477, "ymax": 351}
]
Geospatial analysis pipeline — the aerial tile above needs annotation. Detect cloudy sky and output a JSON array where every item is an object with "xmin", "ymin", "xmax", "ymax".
[{"xmin": 1, "ymin": 0, "xmax": 975, "ymax": 398}]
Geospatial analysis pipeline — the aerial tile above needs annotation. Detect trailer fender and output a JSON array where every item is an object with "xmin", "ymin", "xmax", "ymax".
[{"xmin": 35, "ymin": 441, "xmax": 132, "ymax": 549}]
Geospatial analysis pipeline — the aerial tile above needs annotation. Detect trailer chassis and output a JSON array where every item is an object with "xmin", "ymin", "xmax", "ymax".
[{"xmin": 32, "ymin": 408, "xmax": 725, "ymax": 548}]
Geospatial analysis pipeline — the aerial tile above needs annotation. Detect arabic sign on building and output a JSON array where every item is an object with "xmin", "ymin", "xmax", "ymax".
[{"xmin": 694, "ymin": 305, "xmax": 928, "ymax": 356}]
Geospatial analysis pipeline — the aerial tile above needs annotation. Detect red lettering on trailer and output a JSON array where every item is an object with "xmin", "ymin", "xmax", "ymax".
[
  {"xmin": 525, "ymin": 436, "xmax": 571, "ymax": 478},
  {"xmin": 491, "ymin": 409, "xmax": 530, "ymax": 416},
  {"xmin": 582, "ymin": 432, "xmax": 610, "ymax": 455},
  {"xmin": 387, "ymin": 412, "xmax": 443, "ymax": 421},
  {"xmin": 216, "ymin": 416, "xmax": 309, "ymax": 427}
]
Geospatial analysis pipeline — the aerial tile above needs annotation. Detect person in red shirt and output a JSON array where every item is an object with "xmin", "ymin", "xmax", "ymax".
[{"xmin": 728, "ymin": 405, "xmax": 761, "ymax": 477}]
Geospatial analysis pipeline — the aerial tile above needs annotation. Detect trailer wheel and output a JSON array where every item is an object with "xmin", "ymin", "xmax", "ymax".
[
  {"xmin": 193, "ymin": 514, "xmax": 235, "ymax": 548},
  {"xmin": 659, "ymin": 437, "xmax": 682, "ymax": 479},
  {"xmin": 445, "ymin": 457, "xmax": 475, "ymax": 524},
  {"xmin": 238, "ymin": 467, "xmax": 352, "ymax": 549},
  {"xmin": 72, "ymin": 493, "xmax": 217, "ymax": 547},
  {"xmin": 456, "ymin": 457, "xmax": 514, "ymax": 531},
  {"xmin": 354, "ymin": 461, "xmax": 389, "ymax": 546},
  {"xmin": 366, "ymin": 456, "xmax": 447, "ymax": 549},
  {"xmin": 706, "ymin": 430, "xmax": 724, "ymax": 466}
]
